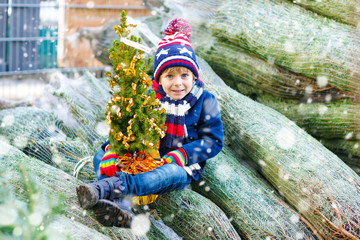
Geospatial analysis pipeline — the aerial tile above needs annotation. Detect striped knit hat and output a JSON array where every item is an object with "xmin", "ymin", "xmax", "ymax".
[{"xmin": 153, "ymin": 18, "xmax": 199, "ymax": 83}]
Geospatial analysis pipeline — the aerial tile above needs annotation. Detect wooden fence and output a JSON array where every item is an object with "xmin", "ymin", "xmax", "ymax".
[{"xmin": 0, "ymin": 0, "xmax": 150, "ymax": 75}]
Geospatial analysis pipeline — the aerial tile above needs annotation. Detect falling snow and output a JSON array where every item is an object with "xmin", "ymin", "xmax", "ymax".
[
  {"xmin": 29, "ymin": 212, "xmax": 43, "ymax": 226},
  {"xmin": 215, "ymin": 163, "xmax": 234, "ymax": 182},
  {"xmin": 0, "ymin": 204, "xmax": 18, "ymax": 225},
  {"xmin": 316, "ymin": 76, "xmax": 328, "ymax": 88},
  {"xmin": 1, "ymin": 114, "xmax": 15, "ymax": 127},
  {"xmin": 318, "ymin": 105, "xmax": 328, "ymax": 115},
  {"xmin": 304, "ymin": 86, "xmax": 313, "ymax": 95},
  {"xmin": 284, "ymin": 40, "xmax": 295, "ymax": 53},
  {"xmin": 52, "ymin": 154, "xmax": 63, "ymax": 165},
  {"xmin": 275, "ymin": 127, "xmax": 296, "ymax": 150},
  {"xmin": 0, "ymin": 1, "xmax": 359, "ymax": 239},
  {"xmin": 131, "ymin": 214, "xmax": 151, "ymax": 236},
  {"xmin": 296, "ymin": 232, "xmax": 304, "ymax": 239},
  {"xmin": 345, "ymin": 132, "xmax": 353, "ymax": 140},
  {"xmin": 13, "ymin": 227, "xmax": 22, "ymax": 236},
  {"xmin": 96, "ymin": 121, "xmax": 109, "ymax": 136},
  {"xmin": 290, "ymin": 214, "xmax": 299, "ymax": 223},
  {"xmin": 13, "ymin": 135, "xmax": 28, "ymax": 149},
  {"xmin": 0, "ymin": 137, "xmax": 10, "ymax": 155}
]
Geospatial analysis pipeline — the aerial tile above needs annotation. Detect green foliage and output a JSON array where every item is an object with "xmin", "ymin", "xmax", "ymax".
[
  {"xmin": 0, "ymin": 165, "xmax": 67, "ymax": 240},
  {"xmin": 105, "ymin": 11, "xmax": 166, "ymax": 156}
]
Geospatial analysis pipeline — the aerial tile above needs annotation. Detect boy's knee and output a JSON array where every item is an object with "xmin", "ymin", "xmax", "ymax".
[
  {"xmin": 164, "ymin": 162, "xmax": 181, "ymax": 172},
  {"xmin": 162, "ymin": 163, "xmax": 188, "ymax": 179},
  {"xmin": 93, "ymin": 149, "xmax": 106, "ymax": 181},
  {"xmin": 93, "ymin": 149, "xmax": 105, "ymax": 167}
]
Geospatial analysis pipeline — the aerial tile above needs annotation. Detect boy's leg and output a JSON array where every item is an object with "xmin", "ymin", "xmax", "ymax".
[
  {"xmin": 93, "ymin": 148, "xmax": 107, "ymax": 181},
  {"xmin": 118, "ymin": 163, "xmax": 191, "ymax": 196},
  {"xmin": 92, "ymin": 198, "xmax": 134, "ymax": 228},
  {"xmin": 77, "ymin": 163, "xmax": 191, "ymax": 209},
  {"xmin": 89, "ymin": 149, "xmax": 134, "ymax": 227}
]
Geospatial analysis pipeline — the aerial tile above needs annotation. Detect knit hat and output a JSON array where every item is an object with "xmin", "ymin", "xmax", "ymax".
[{"xmin": 153, "ymin": 18, "xmax": 200, "ymax": 83}]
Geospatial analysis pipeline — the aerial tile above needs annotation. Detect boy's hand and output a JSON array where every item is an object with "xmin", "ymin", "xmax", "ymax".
[
  {"xmin": 162, "ymin": 149, "xmax": 187, "ymax": 168},
  {"xmin": 99, "ymin": 149, "xmax": 119, "ymax": 177}
]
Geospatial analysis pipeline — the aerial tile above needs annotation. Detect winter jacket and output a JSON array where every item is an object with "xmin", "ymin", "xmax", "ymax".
[{"xmin": 160, "ymin": 90, "xmax": 224, "ymax": 181}]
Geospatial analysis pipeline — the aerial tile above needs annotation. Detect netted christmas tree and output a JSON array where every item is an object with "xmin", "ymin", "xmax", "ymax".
[{"xmin": 105, "ymin": 11, "xmax": 166, "ymax": 174}]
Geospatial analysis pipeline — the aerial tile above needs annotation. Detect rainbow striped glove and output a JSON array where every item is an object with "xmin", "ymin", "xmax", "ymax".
[
  {"xmin": 162, "ymin": 149, "xmax": 187, "ymax": 168},
  {"xmin": 99, "ymin": 149, "xmax": 119, "ymax": 177}
]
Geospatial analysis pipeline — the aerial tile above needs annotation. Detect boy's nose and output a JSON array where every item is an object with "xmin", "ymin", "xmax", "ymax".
[{"xmin": 174, "ymin": 76, "xmax": 182, "ymax": 85}]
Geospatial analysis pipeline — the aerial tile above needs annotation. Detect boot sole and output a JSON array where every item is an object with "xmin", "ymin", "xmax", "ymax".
[
  {"xmin": 76, "ymin": 185, "xmax": 99, "ymax": 209},
  {"xmin": 93, "ymin": 199, "xmax": 133, "ymax": 228}
]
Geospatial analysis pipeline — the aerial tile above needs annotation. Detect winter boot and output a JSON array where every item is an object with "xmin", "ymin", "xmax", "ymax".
[
  {"xmin": 92, "ymin": 199, "xmax": 134, "ymax": 228},
  {"xmin": 76, "ymin": 177, "xmax": 126, "ymax": 210}
]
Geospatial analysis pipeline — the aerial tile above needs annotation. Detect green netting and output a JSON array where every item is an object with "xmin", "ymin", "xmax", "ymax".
[
  {"xmin": 195, "ymin": 33, "xmax": 360, "ymax": 165},
  {"xmin": 79, "ymin": 16, "xmax": 161, "ymax": 67},
  {"xmin": 253, "ymin": 96, "xmax": 360, "ymax": 161},
  {"xmin": 2, "ymin": 6, "xmax": 360, "ymax": 237},
  {"xmin": 0, "ymin": 68, "xmax": 323, "ymax": 238},
  {"xmin": 198, "ymin": 58, "xmax": 360, "ymax": 239},
  {"xmin": 142, "ymin": 1, "xmax": 360, "ymax": 165},
  {"xmin": 0, "ymin": 164, "xmax": 70, "ymax": 240},
  {"xmin": 257, "ymin": 96, "xmax": 360, "ymax": 165},
  {"xmin": 47, "ymin": 215, "xmax": 112, "ymax": 240},
  {"xmin": 319, "ymin": 139, "xmax": 360, "ymax": 172},
  {"xmin": 2, "ymin": 64, "xmax": 360, "ymax": 238},
  {"xmin": 0, "ymin": 71, "xmax": 240, "ymax": 239},
  {"xmin": 150, "ymin": 189, "xmax": 241, "ymax": 240},
  {"xmin": 0, "ymin": 98, "xmax": 29, "ymax": 110},
  {"xmin": 0, "ymin": 106, "xmax": 95, "ymax": 181},
  {"xmin": 196, "ymin": 37, "xmax": 354, "ymax": 101},
  {"xmin": 192, "ymin": 145, "xmax": 317, "ymax": 239},
  {"xmin": 0, "ymin": 141, "xmax": 153, "ymax": 240},
  {"xmin": 175, "ymin": 0, "xmax": 360, "ymax": 172},
  {"xmin": 286, "ymin": 0, "xmax": 360, "ymax": 26},
  {"xmin": 210, "ymin": 0, "xmax": 360, "ymax": 96},
  {"xmin": 42, "ymin": 71, "xmax": 110, "ymax": 149},
  {"xmin": 260, "ymin": 98, "xmax": 359, "ymax": 140}
]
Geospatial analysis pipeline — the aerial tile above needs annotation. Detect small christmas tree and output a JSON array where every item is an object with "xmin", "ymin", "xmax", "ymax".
[{"xmin": 105, "ymin": 11, "xmax": 166, "ymax": 174}]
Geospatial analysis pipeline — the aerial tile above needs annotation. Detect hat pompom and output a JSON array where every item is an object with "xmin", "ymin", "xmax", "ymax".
[{"xmin": 163, "ymin": 18, "xmax": 191, "ymax": 38}]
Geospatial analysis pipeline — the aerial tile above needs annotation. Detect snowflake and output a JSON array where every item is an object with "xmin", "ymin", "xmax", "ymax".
[
  {"xmin": 0, "ymin": 204, "xmax": 17, "ymax": 225},
  {"xmin": 131, "ymin": 214, "xmax": 151, "ymax": 236},
  {"xmin": 345, "ymin": 132, "xmax": 353, "ymax": 140},
  {"xmin": 316, "ymin": 76, "xmax": 328, "ymax": 88},
  {"xmin": 290, "ymin": 214, "xmax": 299, "ymax": 223},
  {"xmin": 13, "ymin": 135, "xmax": 28, "ymax": 149},
  {"xmin": 275, "ymin": 127, "xmax": 296, "ymax": 150},
  {"xmin": 215, "ymin": 163, "xmax": 233, "ymax": 182},
  {"xmin": 29, "ymin": 212, "xmax": 43, "ymax": 226},
  {"xmin": 318, "ymin": 105, "xmax": 328, "ymax": 116},
  {"xmin": 1, "ymin": 114, "xmax": 15, "ymax": 127},
  {"xmin": 96, "ymin": 121, "xmax": 109, "ymax": 136}
]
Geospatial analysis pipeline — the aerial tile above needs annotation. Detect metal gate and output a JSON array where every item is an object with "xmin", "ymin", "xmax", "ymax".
[{"xmin": 0, "ymin": 0, "xmax": 149, "ymax": 76}]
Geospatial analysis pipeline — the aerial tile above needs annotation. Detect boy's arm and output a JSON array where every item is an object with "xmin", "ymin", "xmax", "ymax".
[
  {"xmin": 182, "ymin": 94, "xmax": 224, "ymax": 166},
  {"xmin": 101, "ymin": 139, "xmax": 110, "ymax": 151}
]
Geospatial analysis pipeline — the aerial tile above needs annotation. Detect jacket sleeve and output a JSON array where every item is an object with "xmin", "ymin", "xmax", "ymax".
[
  {"xmin": 182, "ymin": 94, "xmax": 224, "ymax": 166},
  {"xmin": 101, "ymin": 139, "xmax": 110, "ymax": 151}
]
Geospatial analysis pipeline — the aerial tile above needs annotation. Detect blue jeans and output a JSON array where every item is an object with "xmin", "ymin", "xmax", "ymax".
[{"xmin": 93, "ymin": 149, "xmax": 192, "ymax": 196}]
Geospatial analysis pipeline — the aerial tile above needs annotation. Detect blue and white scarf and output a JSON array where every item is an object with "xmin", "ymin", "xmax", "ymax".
[{"xmin": 152, "ymin": 79, "xmax": 204, "ymax": 149}]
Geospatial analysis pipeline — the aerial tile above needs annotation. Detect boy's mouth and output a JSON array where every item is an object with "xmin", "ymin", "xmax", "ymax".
[{"xmin": 171, "ymin": 89, "xmax": 184, "ymax": 94}]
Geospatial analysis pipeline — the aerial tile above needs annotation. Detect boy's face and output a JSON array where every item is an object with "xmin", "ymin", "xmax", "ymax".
[{"xmin": 159, "ymin": 67, "xmax": 195, "ymax": 100}]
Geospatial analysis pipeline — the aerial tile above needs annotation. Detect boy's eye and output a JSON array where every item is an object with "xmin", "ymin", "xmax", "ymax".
[
  {"xmin": 166, "ymin": 74, "xmax": 173, "ymax": 78},
  {"xmin": 181, "ymin": 73, "xmax": 189, "ymax": 78}
]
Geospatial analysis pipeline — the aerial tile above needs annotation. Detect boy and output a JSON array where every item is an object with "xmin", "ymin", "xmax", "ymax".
[{"xmin": 76, "ymin": 18, "xmax": 223, "ymax": 228}]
